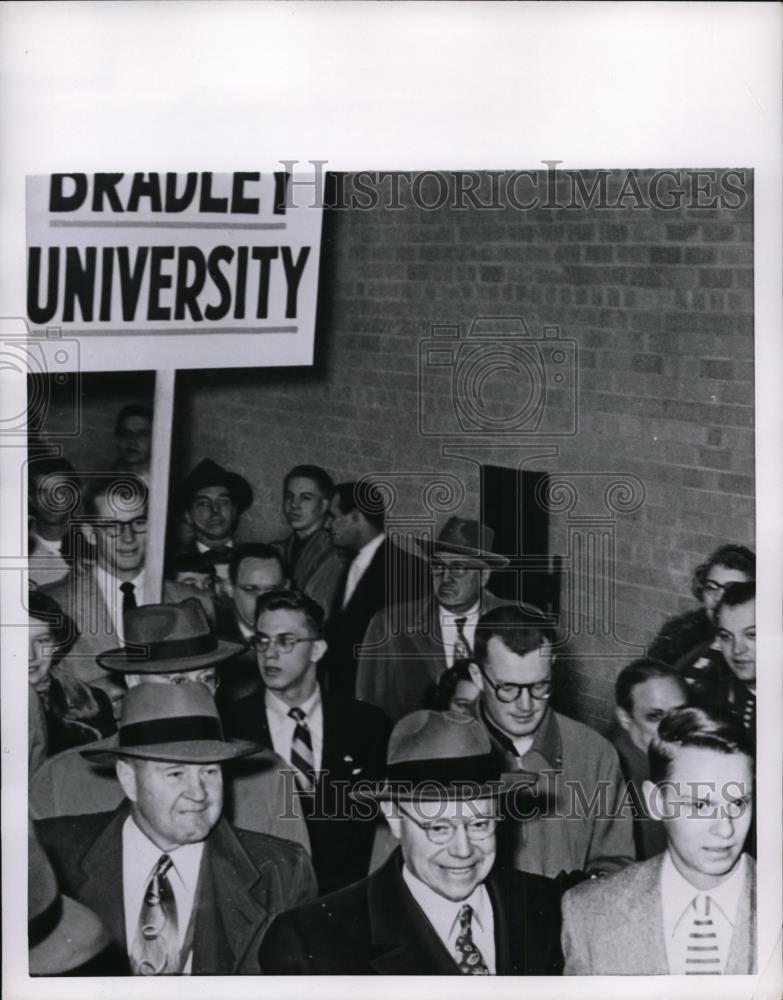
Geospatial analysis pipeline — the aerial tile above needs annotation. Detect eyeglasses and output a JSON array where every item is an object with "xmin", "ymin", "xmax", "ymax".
[
  {"xmin": 399, "ymin": 807, "xmax": 499, "ymax": 845},
  {"xmin": 478, "ymin": 665, "xmax": 552, "ymax": 704},
  {"xmin": 95, "ymin": 517, "xmax": 148, "ymax": 536},
  {"xmin": 252, "ymin": 633, "xmax": 317, "ymax": 654},
  {"xmin": 431, "ymin": 562, "xmax": 475, "ymax": 580}
]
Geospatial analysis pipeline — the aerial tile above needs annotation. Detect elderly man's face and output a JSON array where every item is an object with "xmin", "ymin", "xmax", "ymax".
[
  {"xmin": 189, "ymin": 486, "xmax": 237, "ymax": 545},
  {"xmin": 431, "ymin": 553, "xmax": 489, "ymax": 614},
  {"xmin": 386, "ymin": 797, "xmax": 498, "ymax": 902},
  {"xmin": 118, "ymin": 757, "xmax": 223, "ymax": 851},
  {"xmin": 717, "ymin": 599, "xmax": 756, "ymax": 684}
]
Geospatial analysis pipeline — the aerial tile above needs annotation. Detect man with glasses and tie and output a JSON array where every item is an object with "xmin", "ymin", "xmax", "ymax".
[
  {"xmin": 259, "ymin": 709, "xmax": 564, "ymax": 975},
  {"xmin": 468, "ymin": 603, "xmax": 635, "ymax": 882},
  {"xmin": 222, "ymin": 588, "xmax": 391, "ymax": 894},
  {"xmin": 357, "ymin": 518, "xmax": 509, "ymax": 723},
  {"xmin": 561, "ymin": 705, "xmax": 755, "ymax": 974}
]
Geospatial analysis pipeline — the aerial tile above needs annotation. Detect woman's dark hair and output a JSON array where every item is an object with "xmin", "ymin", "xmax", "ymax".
[
  {"xmin": 691, "ymin": 544, "xmax": 755, "ymax": 601},
  {"xmin": 422, "ymin": 659, "xmax": 476, "ymax": 712}
]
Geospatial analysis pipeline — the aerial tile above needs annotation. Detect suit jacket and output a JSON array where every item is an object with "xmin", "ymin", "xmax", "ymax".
[
  {"xmin": 259, "ymin": 848, "xmax": 564, "ymax": 975},
  {"xmin": 562, "ymin": 853, "xmax": 756, "ymax": 975},
  {"xmin": 274, "ymin": 527, "xmax": 345, "ymax": 618},
  {"xmin": 356, "ymin": 591, "xmax": 507, "ymax": 722},
  {"xmin": 35, "ymin": 806, "xmax": 317, "ymax": 975},
  {"xmin": 223, "ymin": 686, "xmax": 391, "ymax": 894},
  {"xmin": 321, "ymin": 537, "xmax": 429, "ymax": 696}
]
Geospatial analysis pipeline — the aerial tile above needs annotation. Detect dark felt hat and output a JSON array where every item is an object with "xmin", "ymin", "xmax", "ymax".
[
  {"xmin": 179, "ymin": 458, "xmax": 253, "ymax": 513},
  {"xmin": 81, "ymin": 681, "xmax": 263, "ymax": 765},
  {"xmin": 96, "ymin": 598, "xmax": 244, "ymax": 674},
  {"xmin": 417, "ymin": 517, "xmax": 509, "ymax": 568}
]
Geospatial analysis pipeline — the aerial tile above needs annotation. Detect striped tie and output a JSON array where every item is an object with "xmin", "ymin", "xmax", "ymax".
[
  {"xmin": 685, "ymin": 894, "xmax": 722, "ymax": 974},
  {"xmin": 454, "ymin": 616, "xmax": 471, "ymax": 660},
  {"xmin": 288, "ymin": 706, "xmax": 316, "ymax": 793}
]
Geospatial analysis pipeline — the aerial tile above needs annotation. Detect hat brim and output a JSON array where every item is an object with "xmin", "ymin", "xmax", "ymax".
[
  {"xmin": 96, "ymin": 637, "xmax": 246, "ymax": 674},
  {"xmin": 416, "ymin": 539, "xmax": 510, "ymax": 568},
  {"xmin": 351, "ymin": 769, "xmax": 537, "ymax": 803},
  {"xmin": 29, "ymin": 894, "xmax": 112, "ymax": 975},
  {"xmin": 81, "ymin": 736, "xmax": 264, "ymax": 766}
]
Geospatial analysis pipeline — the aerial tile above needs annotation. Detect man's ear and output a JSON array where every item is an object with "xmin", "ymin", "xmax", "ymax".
[
  {"xmin": 380, "ymin": 800, "xmax": 402, "ymax": 840},
  {"xmin": 479, "ymin": 567, "xmax": 492, "ymax": 590},
  {"xmin": 642, "ymin": 779, "xmax": 662, "ymax": 822},
  {"xmin": 116, "ymin": 758, "xmax": 139, "ymax": 803},
  {"xmin": 615, "ymin": 706, "xmax": 632, "ymax": 733},
  {"xmin": 468, "ymin": 661, "xmax": 485, "ymax": 692},
  {"xmin": 310, "ymin": 639, "xmax": 327, "ymax": 665}
]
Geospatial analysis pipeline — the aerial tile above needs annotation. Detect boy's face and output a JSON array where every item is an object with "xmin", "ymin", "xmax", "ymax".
[{"xmin": 646, "ymin": 746, "xmax": 753, "ymax": 890}]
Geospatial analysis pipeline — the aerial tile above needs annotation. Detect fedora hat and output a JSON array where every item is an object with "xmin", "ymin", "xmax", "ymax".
[
  {"xmin": 96, "ymin": 598, "xmax": 244, "ymax": 674},
  {"xmin": 179, "ymin": 458, "xmax": 253, "ymax": 513},
  {"xmin": 81, "ymin": 681, "xmax": 263, "ymax": 765},
  {"xmin": 354, "ymin": 710, "xmax": 506, "ymax": 802},
  {"xmin": 29, "ymin": 822, "xmax": 111, "ymax": 974},
  {"xmin": 417, "ymin": 517, "xmax": 509, "ymax": 568}
]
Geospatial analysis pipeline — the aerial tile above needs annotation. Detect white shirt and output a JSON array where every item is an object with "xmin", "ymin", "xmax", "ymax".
[
  {"xmin": 122, "ymin": 815, "xmax": 204, "ymax": 974},
  {"xmin": 661, "ymin": 850, "xmax": 746, "ymax": 974},
  {"xmin": 438, "ymin": 602, "xmax": 480, "ymax": 668},
  {"xmin": 342, "ymin": 532, "xmax": 385, "ymax": 607},
  {"xmin": 28, "ymin": 532, "xmax": 69, "ymax": 587},
  {"xmin": 265, "ymin": 687, "xmax": 324, "ymax": 775},
  {"xmin": 402, "ymin": 865, "xmax": 496, "ymax": 973},
  {"xmin": 94, "ymin": 565, "xmax": 145, "ymax": 643}
]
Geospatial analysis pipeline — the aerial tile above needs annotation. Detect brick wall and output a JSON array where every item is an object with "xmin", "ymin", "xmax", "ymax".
[{"xmin": 38, "ymin": 169, "xmax": 755, "ymax": 733}]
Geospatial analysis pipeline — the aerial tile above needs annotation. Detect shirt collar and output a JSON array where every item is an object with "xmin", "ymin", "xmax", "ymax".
[
  {"xmin": 265, "ymin": 685, "xmax": 321, "ymax": 720},
  {"xmin": 439, "ymin": 602, "xmax": 480, "ymax": 624},
  {"xmin": 661, "ymin": 849, "xmax": 746, "ymax": 935},
  {"xmin": 196, "ymin": 539, "xmax": 234, "ymax": 553},
  {"xmin": 123, "ymin": 814, "xmax": 204, "ymax": 890},
  {"xmin": 478, "ymin": 700, "xmax": 561, "ymax": 768},
  {"xmin": 94, "ymin": 562, "xmax": 145, "ymax": 594},
  {"xmin": 353, "ymin": 531, "xmax": 385, "ymax": 568},
  {"xmin": 402, "ymin": 864, "xmax": 491, "ymax": 938}
]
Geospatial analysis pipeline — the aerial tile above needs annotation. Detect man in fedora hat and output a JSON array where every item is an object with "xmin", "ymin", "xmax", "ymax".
[
  {"xmin": 178, "ymin": 458, "xmax": 253, "ymax": 554},
  {"xmin": 356, "ymin": 517, "xmax": 510, "ymax": 722},
  {"xmin": 35, "ymin": 682, "xmax": 317, "ymax": 976},
  {"xmin": 259, "ymin": 710, "xmax": 564, "ymax": 975},
  {"xmin": 30, "ymin": 599, "xmax": 311, "ymax": 853}
]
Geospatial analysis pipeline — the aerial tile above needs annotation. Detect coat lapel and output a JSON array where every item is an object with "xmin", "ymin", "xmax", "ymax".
[
  {"xmin": 74, "ymin": 806, "xmax": 129, "ymax": 953},
  {"xmin": 726, "ymin": 856, "xmax": 756, "ymax": 974}
]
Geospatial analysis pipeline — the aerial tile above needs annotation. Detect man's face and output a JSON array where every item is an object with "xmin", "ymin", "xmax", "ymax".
[
  {"xmin": 717, "ymin": 599, "xmax": 756, "ymax": 684},
  {"xmin": 92, "ymin": 493, "xmax": 147, "ymax": 577},
  {"xmin": 702, "ymin": 563, "xmax": 751, "ymax": 621},
  {"xmin": 118, "ymin": 757, "xmax": 223, "ymax": 851},
  {"xmin": 174, "ymin": 570, "xmax": 215, "ymax": 593},
  {"xmin": 325, "ymin": 495, "xmax": 363, "ymax": 552},
  {"xmin": 125, "ymin": 667, "xmax": 219, "ymax": 696},
  {"xmin": 30, "ymin": 473, "xmax": 73, "ymax": 529},
  {"xmin": 388, "ymin": 797, "xmax": 497, "ymax": 902},
  {"xmin": 188, "ymin": 486, "xmax": 237, "ymax": 545},
  {"xmin": 255, "ymin": 607, "xmax": 324, "ymax": 703},
  {"xmin": 232, "ymin": 557, "xmax": 285, "ymax": 627},
  {"xmin": 283, "ymin": 476, "xmax": 330, "ymax": 536},
  {"xmin": 617, "ymin": 675, "xmax": 688, "ymax": 753},
  {"xmin": 116, "ymin": 415, "xmax": 152, "ymax": 469},
  {"xmin": 649, "ymin": 746, "xmax": 753, "ymax": 890},
  {"xmin": 432, "ymin": 552, "xmax": 489, "ymax": 614},
  {"xmin": 28, "ymin": 616, "xmax": 55, "ymax": 695},
  {"xmin": 471, "ymin": 636, "xmax": 552, "ymax": 740}
]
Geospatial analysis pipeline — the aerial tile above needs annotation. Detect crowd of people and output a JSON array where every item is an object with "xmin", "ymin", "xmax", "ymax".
[{"xmin": 25, "ymin": 403, "xmax": 758, "ymax": 976}]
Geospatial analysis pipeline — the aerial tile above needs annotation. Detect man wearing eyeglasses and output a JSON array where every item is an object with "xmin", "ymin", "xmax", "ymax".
[
  {"xmin": 357, "ymin": 518, "xmax": 509, "ymax": 722},
  {"xmin": 222, "ymin": 588, "xmax": 391, "ymax": 894},
  {"xmin": 259, "ymin": 710, "xmax": 564, "ymax": 975},
  {"xmin": 468, "ymin": 604, "xmax": 635, "ymax": 884}
]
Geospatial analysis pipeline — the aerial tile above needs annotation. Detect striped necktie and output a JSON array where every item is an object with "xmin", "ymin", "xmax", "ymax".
[
  {"xmin": 130, "ymin": 854, "xmax": 180, "ymax": 975},
  {"xmin": 454, "ymin": 616, "xmax": 471, "ymax": 660},
  {"xmin": 288, "ymin": 706, "xmax": 316, "ymax": 792},
  {"xmin": 684, "ymin": 894, "xmax": 722, "ymax": 974}
]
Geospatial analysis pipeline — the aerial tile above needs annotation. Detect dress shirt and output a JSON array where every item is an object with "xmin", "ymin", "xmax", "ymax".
[
  {"xmin": 28, "ymin": 532, "xmax": 69, "ymax": 587},
  {"xmin": 94, "ymin": 566, "xmax": 145, "ymax": 644},
  {"xmin": 265, "ymin": 687, "xmax": 324, "ymax": 775},
  {"xmin": 438, "ymin": 602, "xmax": 480, "ymax": 668},
  {"xmin": 661, "ymin": 850, "xmax": 745, "ymax": 974},
  {"xmin": 402, "ymin": 865, "xmax": 495, "ymax": 973},
  {"xmin": 342, "ymin": 532, "xmax": 385, "ymax": 608},
  {"xmin": 122, "ymin": 815, "xmax": 205, "ymax": 974},
  {"xmin": 195, "ymin": 540, "xmax": 234, "ymax": 554}
]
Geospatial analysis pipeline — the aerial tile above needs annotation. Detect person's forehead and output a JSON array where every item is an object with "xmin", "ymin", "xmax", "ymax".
[
  {"xmin": 94, "ymin": 493, "xmax": 146, "ymax": 518},
  {"xmin": 120, "ymin": 415, "xmax": 151, "ymax": 432},
  {"xmin": 27, "ymin": 616, "xmax": 53, "ymax": 637},
  {"xmin": 286, "ymin": 476, "xmax": 322, "ymax": 496},
  {"xmin": 237, "ymin": 557, "xmax": 283, "ymax": 584},
  {"xmin": 257, "ymin": 607, "xmax": 308, "ymax": 633},
  {"xmin": 407, "ymin": 797, "xmax": 496, "ymax": 821},
  {"xmin": 664, "ymin": 745, "xmax": 752, "ymax": 793},
  {"xmin": 193, "ymin": 485, "xmax": 232, "ymax": 501},
  {"xmin": 630, "ymin": 676, "xmax": 686, "ymax": 712},
  {"xmin": 329, "ymin": 494, "xmax": 346, "ymax": 514},
  {"xmin": 707, "ymin": 563, "xmax": 750, "ymax": 584},
  {"xmin": 718, "ymin": 599, "xmax": 755, "ymax": 630},
  {"xmin": 485, "ymin": 635, "xmax": 552, "ymax": 679},
  {"xmin": 432, "ymin": 552, "xmax": 483, "ymax": 569}
]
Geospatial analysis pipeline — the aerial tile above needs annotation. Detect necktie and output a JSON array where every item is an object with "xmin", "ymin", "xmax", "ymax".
[
  {"xmin": 454, "ymin": 903, "xmax": 489, "ymax": 975},
  {"xmin": 289, "ymin": 706, "xmax": 316, "ymax": 793},
  {"xmin": 454, "ymin": 616, "xmax": 471, "ymax": 660},
  {"xmin": 120, "ymin": 580, "xmax": 137, "ymax": 630},
  {"xmin": 130, "ymin": 854, "xmax": 180, "ymax": 976},
  {"xmin": 684, "ymin": 894, "xmax": 722, "ymax": 974}
]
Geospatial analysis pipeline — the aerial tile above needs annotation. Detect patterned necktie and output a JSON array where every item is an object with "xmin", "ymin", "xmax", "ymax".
[
  {"xmin": 289, "ymin": 706, "xmax": 316, "ymax": 793},
  {"xmin": 454, "ymin": 616, "xmax": 471, "ymax": 660},
  {"xmin": 454, "ymin": 903, "xmax": 489, "ymax": 975},
  {"xmin": 120, "ymin": 581, "xmax": 137, "ymax": 631},
  {"xmin": 684, "ymin": 894, "xmax": 722, "ymax": 974},
  {"xmin": 130, "ymin": 854, "xmax": 180, "ymax": 976}
]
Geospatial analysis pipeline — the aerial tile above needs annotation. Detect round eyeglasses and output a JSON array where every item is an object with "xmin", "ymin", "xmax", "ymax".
[
  {"xmin": 478, "ymin": 665, "xmax": 552, "ymax": 704},
  {"xmin": 399, "ymin": 808, "xmax": 499, "ymax": 845},
  {"xmin": 95, "ymin": 517, "xmax": 148, "ymax": 537},
  {"xmin": 252, "ymin": 633, "xmax": 317, "ymax": 654}
]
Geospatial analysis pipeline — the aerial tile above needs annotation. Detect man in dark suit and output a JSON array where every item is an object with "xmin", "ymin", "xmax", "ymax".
[
  {"xmin": 320, "ymin": 479, "xmax": 428, "ymax": 695},
  {"xmin": 259, "ymin": 709, "xmax": 564, "ymax": 975},
  {"xmin": 357, "ymin": 518, "xmax": 510, "ymax": 722},
  {"xmin": 36, "ymin": 682, "xmax": 317, "ymax": 976},
  {"xmin": 222, "ymin": 588, "xmax": 391, "ymax": 894}
]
